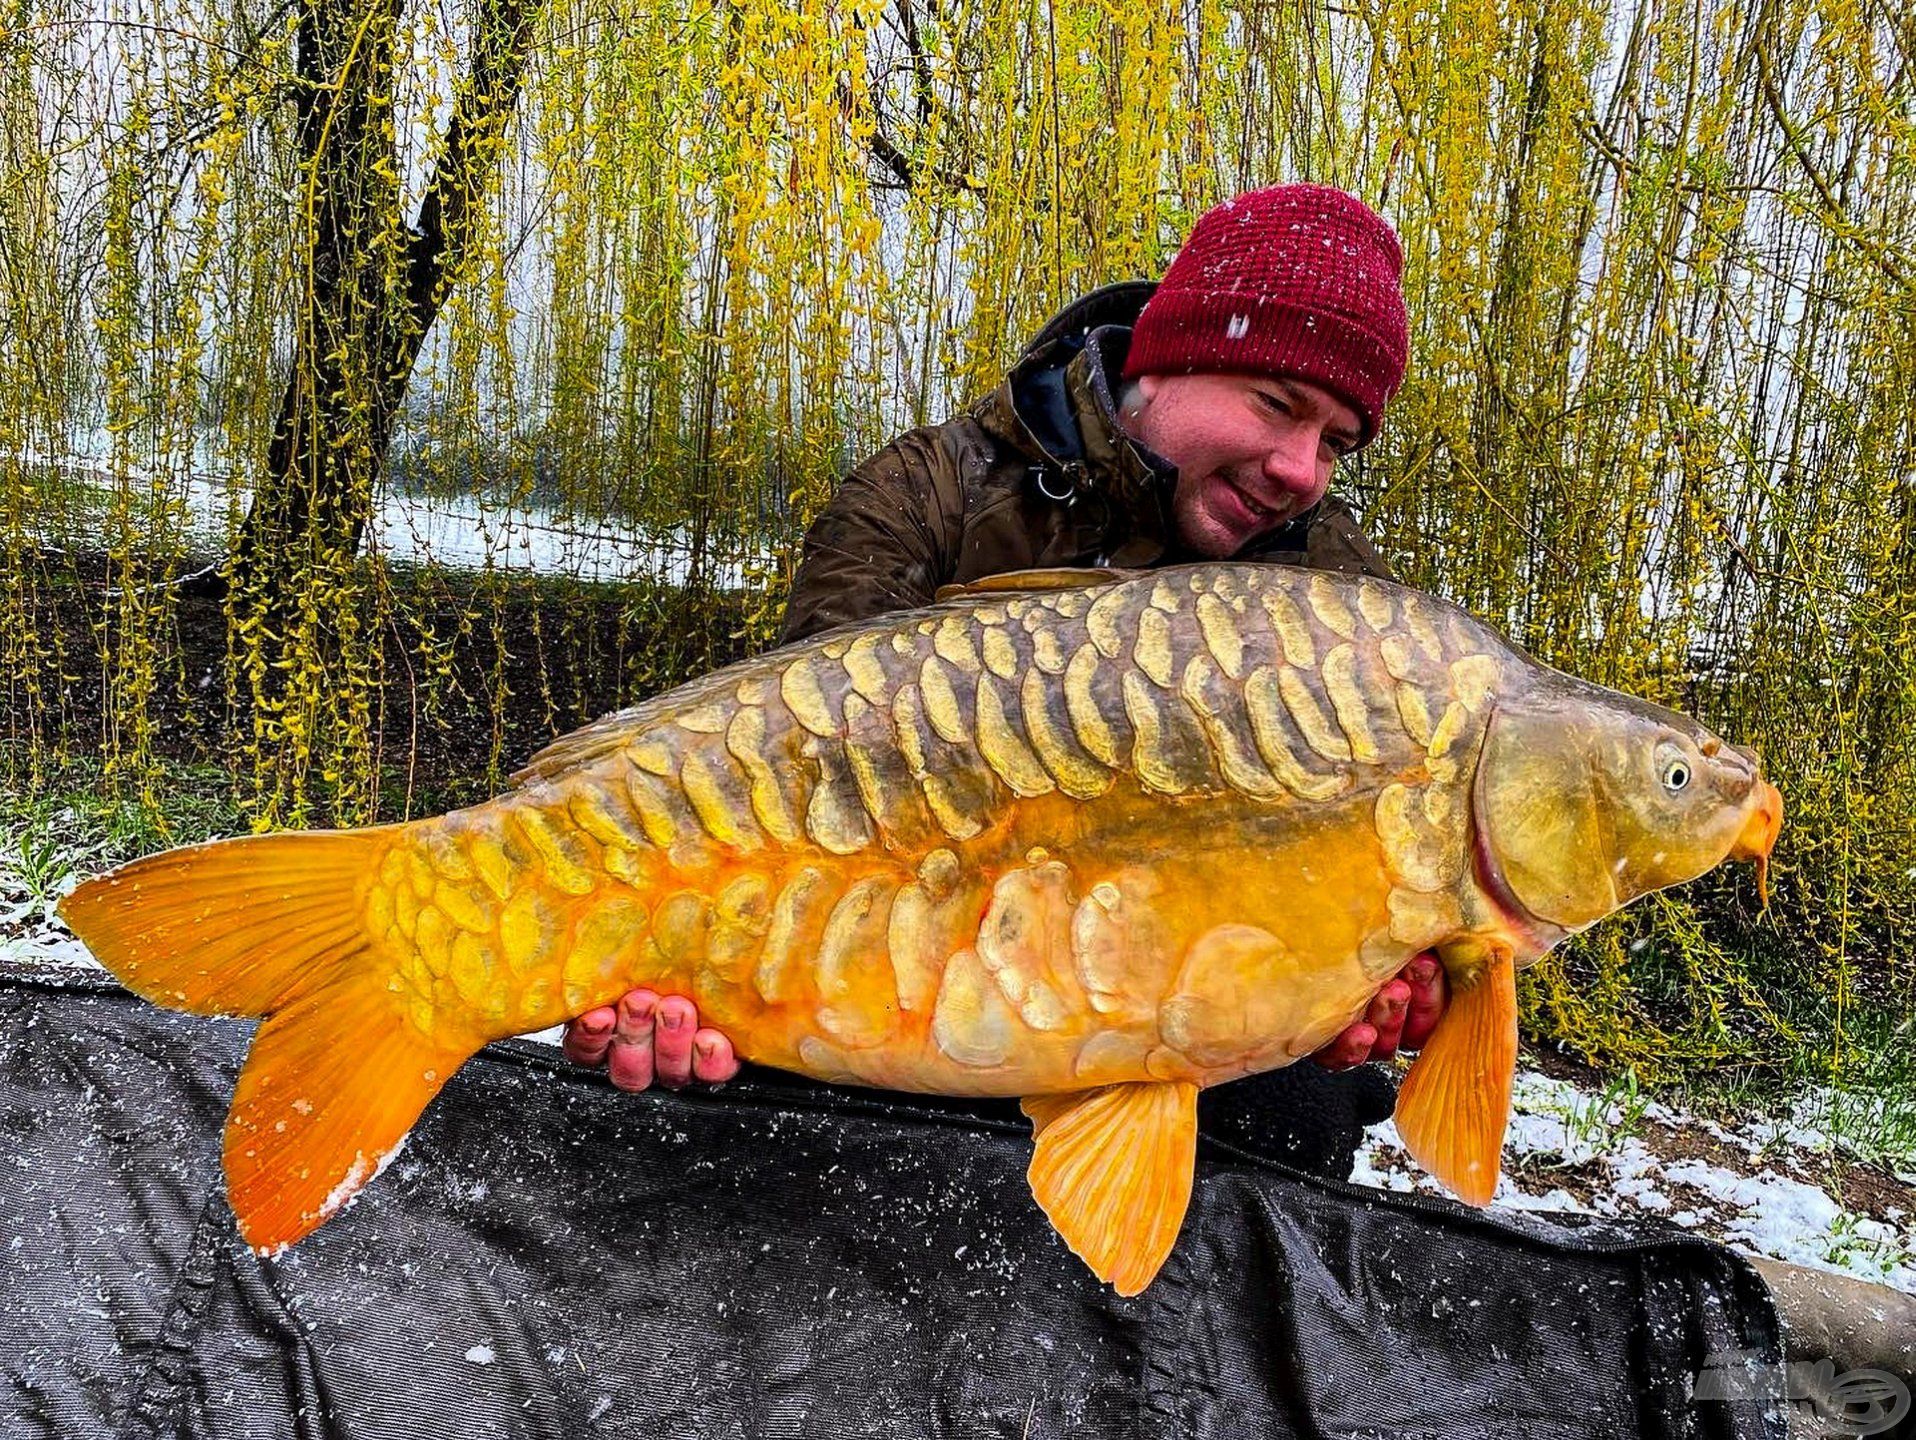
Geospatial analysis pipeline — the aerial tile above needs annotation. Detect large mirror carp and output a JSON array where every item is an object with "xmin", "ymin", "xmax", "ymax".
[{"xmin": 63, "ymin": 564, "xmax": 1782, "ymax": 1294}]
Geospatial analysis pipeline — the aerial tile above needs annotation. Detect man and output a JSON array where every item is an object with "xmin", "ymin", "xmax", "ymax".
[
  {"xmin": 549, "ymin": 187, "xmax": 1916, "ymax": 1382},
  {"xmin": 563, "ymin": 184, "xmax": 1450, "ymax": 1178}
]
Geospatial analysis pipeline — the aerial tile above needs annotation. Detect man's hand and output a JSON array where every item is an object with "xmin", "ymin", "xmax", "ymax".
[
  {"xmin": 1309, "ymin": 952, "xmax": 1447, "ymax": 1071},
  {"xmin": 569, "ymin": 954, "xmax": 1446, "ymax": 1089},
  {"xmin": 561, "ymin": 990, "xmax": 741, "ymax": 1091}
]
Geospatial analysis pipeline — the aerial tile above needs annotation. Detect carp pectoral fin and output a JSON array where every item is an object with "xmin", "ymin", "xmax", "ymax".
[
  {"xmin": 935, "ymin": 567, "xmax": 1140, "ymax": 601},
  {"xmin": 1392, "ymin": 944, "xmax": 1518, "ymax": 1206},
  {"xmin": 1021, "ymin": 1080, "xmax": 1200, "ymax": 1296}
]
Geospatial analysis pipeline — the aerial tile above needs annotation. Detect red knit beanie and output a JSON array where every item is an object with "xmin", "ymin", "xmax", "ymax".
[{"xmin": 1122, "ymin": 185, "xmax": 1409, "ymax": 442}]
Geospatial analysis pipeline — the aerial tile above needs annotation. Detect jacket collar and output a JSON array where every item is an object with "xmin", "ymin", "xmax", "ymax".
[
  {"xmin": 971, "ymin": 280, "xmax": 1322, "ymax": 565},
  {"xmin": 1058, "ymin": 330, "xmax": 1182, "ymax": 560},
  {"xmin": 972, "ymin": 282, "xmax": 1180, "ymax": 555}
]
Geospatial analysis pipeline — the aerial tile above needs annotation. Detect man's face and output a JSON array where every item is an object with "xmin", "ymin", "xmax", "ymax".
[{"xmin": 1121, "ymin": 373, "xmax": 1364, "ymax": 559}]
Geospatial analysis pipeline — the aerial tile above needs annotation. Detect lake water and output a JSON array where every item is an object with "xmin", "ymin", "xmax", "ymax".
[{"xmin": 12, "ymin": 437, "xmax": 769, "ymax": 588}]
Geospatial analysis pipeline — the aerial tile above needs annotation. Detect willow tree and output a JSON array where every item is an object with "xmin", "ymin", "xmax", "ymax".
[
  {"xmin": 5, "ymin": 0, "xmax": 1912, "ymax": 1083},
  {"xmin": 213, "ymin": 0, "xmax": 536, "ymax": 655}
]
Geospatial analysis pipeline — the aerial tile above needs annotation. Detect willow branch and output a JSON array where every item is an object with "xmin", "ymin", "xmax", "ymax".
[{"xmin": 1755, "ymin": 29, "xmax": 1912, "ymax": 295}]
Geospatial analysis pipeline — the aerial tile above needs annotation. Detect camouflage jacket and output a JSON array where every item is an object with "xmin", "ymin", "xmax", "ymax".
[{"xmin": 781, "ymin": 281, "xmax": 1396, "ymax": 643}]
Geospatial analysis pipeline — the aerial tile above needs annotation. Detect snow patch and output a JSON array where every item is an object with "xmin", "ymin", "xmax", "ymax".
[
  {"xmin": 14, "ymin": 441, "xmax": 772, "ymax": 585},
  {"xmin": 1355, "ymin": 1064, "xmax": 1916, "ymax": 1295}
]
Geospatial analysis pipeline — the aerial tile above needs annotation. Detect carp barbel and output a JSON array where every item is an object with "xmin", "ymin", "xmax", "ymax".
[{"xmin": 63, "ymin": 564, "xmax": 1781, "ymax": 1294}]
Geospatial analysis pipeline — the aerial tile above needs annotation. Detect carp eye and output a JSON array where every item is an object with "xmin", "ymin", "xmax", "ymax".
[{"xmin": 1653, "ymin": 737, "xmax": 1697, "ymax": 796}]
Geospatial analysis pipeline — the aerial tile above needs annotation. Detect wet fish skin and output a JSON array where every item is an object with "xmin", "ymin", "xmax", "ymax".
[
  {"xmin": 59, "ymin": 562, "xmax": 1782, "ymax": 1292},
  {"xmin": 370, "ymin": 565, "xmax": 1511, "ymax": 1094}
]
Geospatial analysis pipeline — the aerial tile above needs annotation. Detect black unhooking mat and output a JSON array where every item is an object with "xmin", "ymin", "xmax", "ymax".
[{"xmin": 0, "ymin": 956, "xmax": 1785, "ymax": 1439}]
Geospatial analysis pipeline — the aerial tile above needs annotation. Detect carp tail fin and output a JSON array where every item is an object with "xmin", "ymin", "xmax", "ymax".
[
  {"xmin": 1393, "ymin": 943, "xmax": 1518, "ymax": 1206},
  {"xmin": 58, "ymin": 828, "xmax": 402, "ymax": 1017},
  {"xmin": 226, "ymin": 983, "xmax": 474, "ymax": 1252},
  {"xmin": 1023, "ymin": 1080, "xmax": 1199, "ymax": 1296},
  {"xmin": 59, "ymin": 827, "xmax": 479, "ymax": 1251}
]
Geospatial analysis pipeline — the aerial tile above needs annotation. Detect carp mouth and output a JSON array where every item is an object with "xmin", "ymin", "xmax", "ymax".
[{"xmin": 1728, "ymin": 779, "xmax": 1784, "ymax": 907}]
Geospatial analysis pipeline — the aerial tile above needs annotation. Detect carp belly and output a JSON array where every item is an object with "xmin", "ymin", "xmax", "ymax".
[{"xmin": 412, "ymin": 784, "xmax": 1401, "ymax": 1102}]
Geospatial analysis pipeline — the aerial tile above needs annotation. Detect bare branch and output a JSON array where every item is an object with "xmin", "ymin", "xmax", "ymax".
[
  {"xmin": 1755, "ymin": 23, "xmax": 1912, "ymax": 295},
  {"xmin": 834, "ymin": 78, "xmax": 982, "ymax": 196}
]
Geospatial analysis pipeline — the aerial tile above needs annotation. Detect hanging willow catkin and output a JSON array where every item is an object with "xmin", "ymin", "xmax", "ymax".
[{"xmin": 0, "ymin": 0, "xmax": 1910, "ymax": 1077}]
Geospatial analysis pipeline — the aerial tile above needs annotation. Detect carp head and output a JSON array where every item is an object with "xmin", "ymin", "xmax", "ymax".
[
  {"xmin": 1396, "ymin": 671, "xmax": 1781, "ymax": 1212},
  {"xmin": 1473, "ymin": 681, "xmax": 1783, "ymax": 934}
]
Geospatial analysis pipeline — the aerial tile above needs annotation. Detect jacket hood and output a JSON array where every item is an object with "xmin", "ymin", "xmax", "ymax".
[
  {"xmin": 1012, "ymin": 280, "xmax": 1160, "ymax": 364},
  {"xmin": 971, "ymin": 282, "xmax": 1155, "ymax": 466}
]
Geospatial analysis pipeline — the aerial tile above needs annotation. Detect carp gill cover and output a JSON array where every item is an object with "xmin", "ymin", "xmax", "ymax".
[{"xmin": 62, "ymin": 564, "xmax": 1782, "ymax": 1294}]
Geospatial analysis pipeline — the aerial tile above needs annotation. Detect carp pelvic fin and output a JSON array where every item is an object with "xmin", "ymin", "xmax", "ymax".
[
  {"xmin": 1022, "ymin": 1080, "xmax": 1199, "ymax": 1296},
  {"xmin": 935, "ymin": 567, "xmax": 1139, "ymax": 601},
  {"xmin": 1392, "ymin": 940, "xmax": 1518, "ymax": 1207},
  {"xmin": 59, "ymin": 828, "xmax": 477, "ymax": 1252}
]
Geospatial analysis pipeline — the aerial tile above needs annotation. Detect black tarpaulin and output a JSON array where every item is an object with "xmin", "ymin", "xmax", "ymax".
[{"xmin": 0, "ymin": 956, "xmax": 1786, "ymax": 1438}]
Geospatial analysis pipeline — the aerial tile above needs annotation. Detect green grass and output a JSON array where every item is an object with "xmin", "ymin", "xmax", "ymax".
[
  {"xmin": 1559, "ymin": 1067, "xmax": 1655, "ymax": 1156},
  {"xmin": 0, "ymin": 801, "xmax": 108, "ymax": 928},
  {"xmin": 1651, "ymin": 1008, "xmax": 1916, "ymax": 1179},
  {"xmin": 0, "ymin": 757, "xmax": 247, "ymax": 912}
]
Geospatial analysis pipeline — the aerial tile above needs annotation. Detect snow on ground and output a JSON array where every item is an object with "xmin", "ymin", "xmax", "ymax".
[
  {"xmin": 0, "ymin": 819, "xmax": 109, "ymax": 975},
  {"xmin": 15, "ymin": 445, "xmax": 773, "ymax": 586},
  {"xmin": 9, "ymin": 831, "xmax": 1911, "ymax": 1296},
  {"xmin": 0, "ymin": 922, "xmax": 95, "ymax": 974},
  {"xmin": 1357, "ymin": 1066, "xmax": 1916, "ymax": 1295}
]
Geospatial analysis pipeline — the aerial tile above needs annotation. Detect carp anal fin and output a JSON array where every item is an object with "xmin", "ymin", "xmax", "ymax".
[
  {"xmin": 936, "ymin": 567, "xmax": 1140, "ymax": 601},
  {"xmin": 1393, "ymin": 941, "xmax": 1518, "ymax": 1206},
  {"xmin": 1022, "ymin": 1080, "xmax": 1199, "ymax": 1296}
]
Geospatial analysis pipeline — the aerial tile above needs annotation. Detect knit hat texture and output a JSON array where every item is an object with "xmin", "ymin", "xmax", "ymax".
[{"xmin": 1122, "ymin": 184, "xmax": 1409, "ymax": 441}]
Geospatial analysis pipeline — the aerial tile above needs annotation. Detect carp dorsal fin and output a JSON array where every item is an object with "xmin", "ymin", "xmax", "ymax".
[
  {"xmin": 935, "ymin": 567, "xmax": 1140, "ymax": 602},
  {"xmin": 1022, "ymin": 1080, "xmax": 1199, "ymax": 1296},
  {"xmin": 1393, "ymin": 939, "xmax": 1518, "ymax": 1206}
]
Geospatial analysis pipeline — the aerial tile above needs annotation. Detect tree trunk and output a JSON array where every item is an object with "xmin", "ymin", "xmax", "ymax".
[{"xmin": 211, "ymin": 0, "xmax": 538, "ymax": 642}]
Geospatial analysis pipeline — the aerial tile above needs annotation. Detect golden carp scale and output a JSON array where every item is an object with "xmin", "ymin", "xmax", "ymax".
[
  {"xmin": 381, "ymin": 567, "xmax": 1508, "ymax": 1092},
  {"xmin": 61, "ymin": 563, "xmax": 1783, "ymax": 1294}
]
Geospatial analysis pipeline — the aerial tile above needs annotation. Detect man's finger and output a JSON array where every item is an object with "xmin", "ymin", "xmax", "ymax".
[
  {"xmin": 562, "ymin": 1005, "xmax": 617, "ymax": 1067},
  {"xmin": 691, "ymin": 1028, "xmax": 740, "ymax": 1084},
  {"xmin": 1311, "ymin": 1023, "xmax": 1377, "ymax": 1071},
  {"xmin": 1401, "ymin": 954, "xmax": 1447, "ymax": 1051},
  {"xmin": 607, "ymin": 989, "xmax": 659, "ymax": 1092},
  {"xmin": 653, "ymin": 995, "xmax": 698, "ymax": 1088},
  {"xmin": 1368, "ymin": 979, "xmax": 1411, "ymax": 1058},
  {"xmin": 1365, "ymin": 978, "xmax": 1410, "ymax": 1029}
]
